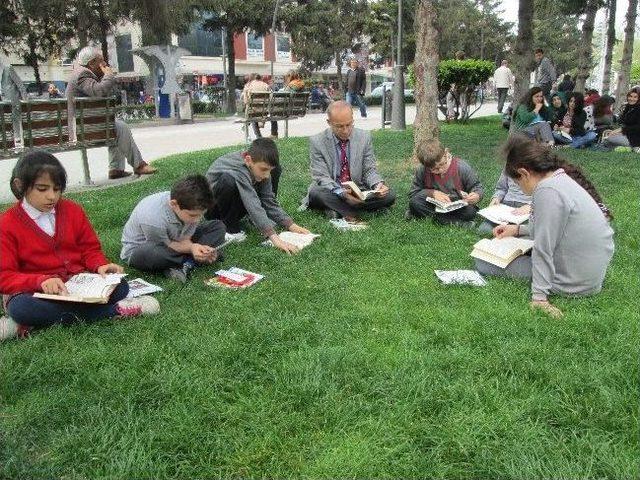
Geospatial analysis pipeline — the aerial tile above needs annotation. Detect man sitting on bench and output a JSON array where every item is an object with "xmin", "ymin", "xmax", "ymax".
[{"xmin": 66, "ymin": 46, "xmax": 157, "ymax": 179}]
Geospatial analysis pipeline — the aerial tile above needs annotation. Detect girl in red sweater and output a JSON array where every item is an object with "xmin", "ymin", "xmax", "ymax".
[{"xmin": 0, "ymin": 151, "xmax": 159, "ymax": 341}]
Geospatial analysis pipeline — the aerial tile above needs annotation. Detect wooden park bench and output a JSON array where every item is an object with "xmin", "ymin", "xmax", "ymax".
[
  {"xmin": 0, "ymin": 97, "xmax": 117, "ymax": 185},
  {"xmin": 238, "ymin": 91, "xmax": 310, "ymax": 144}
]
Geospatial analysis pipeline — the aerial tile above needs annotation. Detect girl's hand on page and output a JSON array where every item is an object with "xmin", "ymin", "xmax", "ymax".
[{"xmin": 41, "ymin": 277, "xmax": 69, "ymax": 295}]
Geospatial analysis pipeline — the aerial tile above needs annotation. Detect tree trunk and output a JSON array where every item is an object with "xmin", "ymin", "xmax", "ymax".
[
  {"xmin": 601, "ymin": 0, "xmax": 616, "ymax": 95},
  {"xmin": 96, "ymin": 0, "xmax": 110, "ymax": 63},
  {"xmin": 509, "ymin": 0, "xmax": 534, "ymax": 132},
  {"xmin": 413, "ymin": 0, "xmax": 440, "ymax": 150},
  {"xmin": 25, "ymin": 32, "xmax": 43, "ymax": 95},
  {"xmin": 226, "ymin": 27, "xmax": 237, "ymax": 115},
  {"xmin": 574, "ymin": 0, "xmax": 598, "ymax": 93},
  {"xmin": 614, "ymin": 0, "xmax": 638, "ymax": 107},
  {"xmin": 335, "ymin": 51, "xmax": 344, "ymax": 97}
]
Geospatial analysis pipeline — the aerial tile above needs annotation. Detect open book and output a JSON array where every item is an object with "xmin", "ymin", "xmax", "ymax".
[
  {"xmin": 262, "ymin": 232, "xmax": 320, "ymax": 250},
  {"xmin": 126, "ymin": 278, "xmax": 163, "ymax": 298},
  {"xmin": 341, "ymin": 181, "xmax": 380, "ymax": 201},
  {"xmin": 426, "ymin": 196, "xmax": 468, "ymax": 213},
  {"xmin": 34, "ymin": 273, "xmax": 126, "ymax": 304},
  {"xmin": 206, "ymin": 267, "xmax": 264, "ymax": 289},
  {"xmin": 560, "ymin": 131, "xmax": 573, "ymax": 141},
  {"xmin": 478, "ymin": 204, "xmax": 530, "ymax": 225},
  {"xmin": 470, "ymin": 237, "xmax": 534, "ymax": 269}
]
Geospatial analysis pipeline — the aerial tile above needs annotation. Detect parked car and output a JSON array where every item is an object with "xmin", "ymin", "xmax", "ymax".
[{"xmin": 370, "ymin": 81, "xmax": 413, "ymax": 98}]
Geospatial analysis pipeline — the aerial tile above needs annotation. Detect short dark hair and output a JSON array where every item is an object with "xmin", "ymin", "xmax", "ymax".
[
  {"xmin": 170, "ymin": 175, "xmax": 213, "ymax": 210},
  {"xmin": 10, "ymin": 150, "xmax": 67, "ymax": 199},
  {"xmin": 415, "ymin": 142, "xmax": 445, "ymax": 168},
  {"xmin": 247, "ymin": 138, "xmax": 279, "ymax": 167},
  {"xmin": 534, "ymin": 48, "xmax": 544, "ymax": 54}
]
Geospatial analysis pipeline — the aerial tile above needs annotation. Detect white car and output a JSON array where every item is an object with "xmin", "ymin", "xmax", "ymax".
[{"xmin": 370, "ymin": 82, "xmax": 414, "ymax": 98}]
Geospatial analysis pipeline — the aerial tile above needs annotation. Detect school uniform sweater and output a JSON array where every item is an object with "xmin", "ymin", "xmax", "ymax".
[
  {"xmin": 519, "ymin": 171, "xmax": 614, "ymax": 301},
  {"xmin": 0, "ymin": 198, "xmax": 109, "ymax": 295},
  {"xmin": 492, "ymin": 170, "xmax": 531, "ymax": 205},
  {"xmin": 205, "ymin": 151, "xmax": 292, "ymax": 237},
  {"xmin": 409, "ymin": 157, "xmax": 484, "ymax": 202}
]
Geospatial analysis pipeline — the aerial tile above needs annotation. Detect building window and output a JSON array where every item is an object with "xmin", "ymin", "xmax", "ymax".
[
  {"xmin": 178, "ymin": 24, "xmax": 223, "ymax": 57},
  {"xmin": 247, "ymin": 33, "xmax": 264, "ymax": 58},
  {"xmin": 276, "ymin": 35, "xmax": 291, "ymax": 60},
  {"xmin": 115, "ymin": 34, "xmax": 134, "ymax": 72}
]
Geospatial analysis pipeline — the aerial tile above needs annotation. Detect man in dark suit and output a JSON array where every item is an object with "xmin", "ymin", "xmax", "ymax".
[
  {"xmin": 345, "ymin": 58, "xmax": 367, "ymax": 118},
  {"xmin": 303, "ymin": 101, "xmax": 395, "ymax": 220},
  {"xmin": 66, "ymin": 46, "xmax": 157, "ymax": 179}
]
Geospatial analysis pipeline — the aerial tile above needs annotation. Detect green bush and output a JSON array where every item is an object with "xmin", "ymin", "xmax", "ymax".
[
  {"xmin": 631, "ymin": 63, "xmax": 640, "ymax": 85},
  {"xmin": 193, "ymin": 101, "xmax": 221, "ymax": 115},
  {"xmin": 408, "ymin": 59, "xmax": 495, "ymax": 91}
]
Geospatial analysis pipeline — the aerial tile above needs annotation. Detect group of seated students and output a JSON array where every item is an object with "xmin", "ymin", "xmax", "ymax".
[
  {"xmin": 512, "ymin": 85, "xmax": 640, "ymax": 151},
  {"xmin": 0, "ymin": 100, "xmax": 615, "ymax": 340}
]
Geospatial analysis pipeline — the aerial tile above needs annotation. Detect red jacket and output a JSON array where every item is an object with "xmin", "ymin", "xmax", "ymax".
[{"xmin": 0, "ymin": 198, "xmax": 109, "ymax": 295}]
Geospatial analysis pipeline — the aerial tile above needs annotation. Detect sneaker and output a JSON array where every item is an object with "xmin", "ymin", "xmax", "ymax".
[
  {"xmin": 115, "ymin": 295, "xmax": 160, "ymax": 317},
  {"xmin": 224, "ymin": 231, "xmax": 247, "ymax": 243},
  {"xmin": 404, "ymin": 209, "xmax": 415, "ymax": 221},
  {"xmin": 134, "ymin": 163, "xmax": 158, "ymax": 175},
  {"xmin": 0, "ymin": 316, "xmax": 30, "ymax": 341}
]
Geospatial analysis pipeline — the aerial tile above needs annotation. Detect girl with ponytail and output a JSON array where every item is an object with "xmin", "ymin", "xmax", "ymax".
[{"xmin": 475, "ymin": 134, "xmax": 615, "ymax": 318}]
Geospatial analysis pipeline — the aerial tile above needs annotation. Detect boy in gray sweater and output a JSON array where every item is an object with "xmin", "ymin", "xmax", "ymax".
[
  {"xmin": 408, "ymin": 143, "xmax": 483, "ymax": 226},
  {"xmin": 205, "ymin": 138, "xmax": 310, "ymax": 255},
  {"xmin": 475, "ymin": 135, "xmax": 614, "ymax": 318}
]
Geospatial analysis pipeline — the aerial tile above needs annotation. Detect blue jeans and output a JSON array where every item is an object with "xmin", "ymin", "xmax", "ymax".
[
  {"xmin": 346, "ymin": 92, "xmax": 367, "ymax": 117},
  {"xmin": 553, "ymin": 130, "xmax": 597, "ymax": 149},
  {"xmin": 6, "ymin": 280, "xmax": 129, "ymax": 328}
]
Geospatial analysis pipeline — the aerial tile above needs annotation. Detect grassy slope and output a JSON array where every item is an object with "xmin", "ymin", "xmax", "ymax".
[{"xmin": 1, "ymin": 118, "xmax": 639, "ymax": 479}]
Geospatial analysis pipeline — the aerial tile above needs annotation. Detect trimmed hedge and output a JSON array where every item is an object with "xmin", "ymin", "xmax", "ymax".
[{"xmin": 408, "ymin": 59, "xmax": 495, "ymax": 90}]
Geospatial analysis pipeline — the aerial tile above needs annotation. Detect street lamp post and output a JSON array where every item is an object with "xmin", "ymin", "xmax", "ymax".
[
  {"xmin": 270, "ymin": 0, "xmax": 282, "ymax": 82},
  {"xmin": 390, "ymin": 0, "xmax": 405, "ymax": 130}
]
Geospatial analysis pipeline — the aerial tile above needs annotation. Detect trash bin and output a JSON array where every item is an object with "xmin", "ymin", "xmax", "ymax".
[
  {"xmin": 381, "ymin": 88, "xmax": 393, "ymax": 127},
  {"xmin": 177, "ymin": 93, "xmax": 193, "ymax": 123},
  {"xmin": 158, "ymin": 93, "xmax": 170, "ymax": 118}
]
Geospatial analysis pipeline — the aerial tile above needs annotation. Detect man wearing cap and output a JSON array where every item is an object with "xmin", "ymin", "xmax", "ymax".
[{"xmin": 66, "ymin": 46, "xmax": 157, "ymax": 179}]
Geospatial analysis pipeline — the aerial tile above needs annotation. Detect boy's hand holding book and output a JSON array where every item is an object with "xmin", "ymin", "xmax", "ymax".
[
  {"xmin": 191, "ymin": 243, "xmax": 217, "ymax": 264},
  {"xmin": 289, "ymin": 223, "xmax": 311, "ymax": 235},
  {"xmin": 97, "ymin": 263, "xmax": 124, "ymax": 275},
  {"xmin": 375, "ymin": 182, "xmax": 389, "ymax": 197},
  {"xmin": 489, "ymin": 197, "xmax": 502, "ymax": 206},
  {"xmin": 461, "ymin": 191, "xmax": 480, "ymax": 205},
  {"xmin": 41, "ymin": 277, "xmax": 69, "ymax": 295},
  {"xmin": 493, "ymin": 224, "xmax": 519, "ymax": 239},
  {"xmin": 432, "ymin": 190, "xmax": 452, "ymax": 204}
]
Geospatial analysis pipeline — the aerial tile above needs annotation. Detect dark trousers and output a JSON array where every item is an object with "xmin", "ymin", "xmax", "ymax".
[
  {"xmin": 308, "ymin": 185, "xmax": 396, "ymax": 218},
  {"xmin": 409, "ymin": 189, "xmax": 478, "ymax": 224},
  {"xmin": 7, "ymin": 280, "xmax": 129, "ymax": 328},
  {"xmin": 127, "ymin": 220, "xmax": 226, "ymax": 272},
  {"xmin": 497, "ymin": 88, "xmax": 508, "ymax": 113},
  {"xmin": 252, "ymin": 121, "xmax": 278, "ymax": 138},
  {"xmin": 206, "ymin": 167, "xmax": 282, "ymax": 233}
]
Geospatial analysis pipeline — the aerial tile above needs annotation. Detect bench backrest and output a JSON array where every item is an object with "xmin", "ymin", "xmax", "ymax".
[
  {"xmin": 289, "ymin": 92, "xmax": 310, "ymax": 118},
  {"xmin": 21, "ymin": 97, "xmax": 116, "ymax": 149},
  {"xmin": 0, "ymin": 102, "xmax": 14, "ymax": 152},
  {"xmin": 245, "ymin": 92, "xmax": 271, "ymax": 120},
  {"xmin": 270, "ymin": 92, "xmax": 291, "ymax": 119}
]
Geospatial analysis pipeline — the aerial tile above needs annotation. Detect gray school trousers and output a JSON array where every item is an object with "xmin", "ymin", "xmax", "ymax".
[
  {"xmin": 127, "ymin": 220, "xmax": 226, "ymax": 271},
  {"xmin": 603, "ymin": 133, "xmax": 631, "ymax": 148},
  {"xmin": 474, "ymin": 255, "xmax": 532, "ymax": 280},
  {"xmin": 308, "ymin": 185, "xmax": 396, "ymax": 218},
  {"xmin": 110, "ymin": 119, "xmax": 145, "ymax": 170},
  {"xmin": 523, "ymin": 122, "xmax": 554, "ymax": 143},
  {"xmin": 408, "ymin": 189, "xmax": 478, "ymax": 224}
]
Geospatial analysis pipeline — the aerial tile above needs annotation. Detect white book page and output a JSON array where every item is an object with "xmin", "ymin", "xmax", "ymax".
[
  {"xmin": 478, "ymin": 204, "xmax": 530, "ymax": 225},
  {"xmin": 474, "ymin": 237, "xmax": 534, "ymax": 259},
  {"xmin": 262, "ymin": 232, "xmax": 320, "ymax": 249},
  {"xmin": 65, "ymin": 273, "xmax": 126, "ymax": 298}
]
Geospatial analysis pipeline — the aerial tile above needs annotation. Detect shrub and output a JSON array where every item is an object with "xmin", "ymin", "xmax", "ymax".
[{"xmin": 408, "ymin": 59, "xmax": 495, "ymax": 91}]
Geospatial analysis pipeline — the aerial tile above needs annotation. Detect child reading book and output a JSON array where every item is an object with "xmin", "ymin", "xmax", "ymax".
[
  {"xmin": 477, "ymin": 169, "xmax": 532, "ymax": 234},
  {"xmin": 407, "ymin": 142, "xmax": 483, "ymax": 226},
  {"xmin": 121, "ymin": 175, "xmax": 226, "ymax": 283},
  {"xmin": 474, "ymin": 134, "xmax": 614, "ymax": 318},
  {"xmin": 0, "ymin": 151, "xmax": 159, "ymax": 341},
  {"xmin": 205, "ymin": 138, "xmax": 311, "ymax": 255}
]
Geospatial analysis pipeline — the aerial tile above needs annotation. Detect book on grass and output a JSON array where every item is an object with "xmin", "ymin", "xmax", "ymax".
[
  {"xmin": 434, "ymin": 270, "xmax": 487, "ymax": 286},
  {"xmin": 426, "ymin": 196, "xmax": 468, "ymax": 213},
  {"xmin": 205, "ymin": 267, "xmax": 264, "ymax": 289},
  {"xmin": 262, "ymin": 231, "xmax": 320, "ymax": 250},
  {"xmin": 478, "ymin": 204, "xmax": 530, "ymax": 225},
  {"xmin": 126, "ymin": 278, "xmax": 163, "ymax": 298},
  {"xmin": 341, "ymin": 181, "xmax": 380, "ymax": 201},
  {"xmin": 470, "ymin": 237, "xmax": 534, "ymax": 269},
  {"xmin": 34, "ymin": 273, "xmax": 127, "ymax": 303},
  {"xmin": 329, "ymin": 218, "xmax": 368, "ymax": 231}
]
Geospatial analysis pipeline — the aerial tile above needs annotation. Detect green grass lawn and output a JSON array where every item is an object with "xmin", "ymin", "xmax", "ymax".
[{"xmin": 1, "ymin": 117, "xmax": 639, "ymax": 479}]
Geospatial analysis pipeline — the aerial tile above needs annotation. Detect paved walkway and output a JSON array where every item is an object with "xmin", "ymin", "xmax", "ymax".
[{"xmin": 0, "ymin": 101, "xmax": 501, "ymax": 202}]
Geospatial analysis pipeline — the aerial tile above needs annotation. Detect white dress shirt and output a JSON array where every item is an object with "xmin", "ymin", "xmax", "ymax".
[{"xmin": 21, "ymin": 199, "xmax": 56, "ymax": 236}]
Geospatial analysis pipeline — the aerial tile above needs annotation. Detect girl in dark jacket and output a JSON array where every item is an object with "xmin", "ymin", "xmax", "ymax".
[
  {"xmin": 603, "ymin": 89, "xmax": 640, "ymax": 149},
  {"xmin": 552, "ymin": 92, "xmax": 597, "ymax": 148}
]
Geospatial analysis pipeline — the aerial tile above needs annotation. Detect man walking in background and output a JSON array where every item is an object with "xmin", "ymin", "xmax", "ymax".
[
  {"xmin": 345, "ymin": 58, "xmax": 367, "ymax": 118},
  {"xmin": 494, "ymin": 60, "xmax": 513, "ymax": 113},
  {"xmin": 534, "ymin": 48, "xmax": 556, "ymax": 99}
]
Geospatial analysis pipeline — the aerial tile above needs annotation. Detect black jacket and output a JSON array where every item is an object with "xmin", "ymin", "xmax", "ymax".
[
  {"xmin": 346, "ymin": 67, "xmax": 366, "ymax": 95},
  {"xmin": 619, "ymin": 104, "xmax": 640, "ymax": 147}
]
